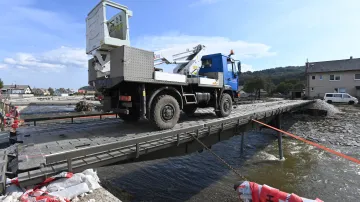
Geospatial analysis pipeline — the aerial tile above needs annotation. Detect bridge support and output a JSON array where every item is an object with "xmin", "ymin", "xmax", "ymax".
[
  {"xmin": 240, "ymin": 132, "xmax": 245, "ymax": 154},
  {"xmin": 276, "ymin": 114, "xmax": 284, "ymax": 160}
]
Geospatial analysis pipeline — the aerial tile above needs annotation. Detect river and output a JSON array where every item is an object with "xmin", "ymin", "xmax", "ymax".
[{"xmin": 96, "ymin": 129, "xmax": 360, "ymax": 202}]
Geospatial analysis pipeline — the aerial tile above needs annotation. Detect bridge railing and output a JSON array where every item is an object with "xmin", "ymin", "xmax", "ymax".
[
  {"xmin": 44, "ymin": 125, "xmax": 204, "ymax": 172},
  {"xmin": 23, "ymin": 112, "xmax": 118, "ymax": 126}
]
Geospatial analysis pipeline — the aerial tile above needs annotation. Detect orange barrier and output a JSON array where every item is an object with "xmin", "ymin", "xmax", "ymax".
[{"xmin": 252, "ymin": 119, "xmax": 360, "ymax": 165}]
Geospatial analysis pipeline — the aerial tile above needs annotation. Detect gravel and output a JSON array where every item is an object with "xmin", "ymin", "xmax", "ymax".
[
  {"xmin": 305, "ymin": 99, "xmax": 341, "ymax": 116},
  {"xmin": 283, "ymin": 104, "xmax": 360, "ymax": 147}
]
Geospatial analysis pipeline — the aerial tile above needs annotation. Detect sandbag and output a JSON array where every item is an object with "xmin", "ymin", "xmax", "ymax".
[
  {"xmin": 49, "ymin": 182, "xmax": 90, "ymax": 200},
  {"xmin": 47, "ymin": 173, "xmax": 87, "ymax": 192}
]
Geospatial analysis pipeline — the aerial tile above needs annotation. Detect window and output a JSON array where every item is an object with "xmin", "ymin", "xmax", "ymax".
[
  {"xmin": 343, "ymin": 94, "xmax": 351, "ymax": 98},
  {"xmin": 319, "ymin": 75, "xmax": 323, "ymax": 80},
  {"xmin": 325, "ymin": 94, "xmax": 333, "ymax": 97},
  {"xmin": 311, "ymin": 87, "xmax": 314, "ymax": 91},
  {"xmin": 312, "ymin": 76, "xmax": 315, "ymax": 80},
  {"xmin": 355, "ymin": 74, "xmax": 360, "ymax": 80},
  {"xmin": 202, "ymin": 59, "xmax": 212, "ymax": 68},
  {"xmin": 227, "ymin": 62, "xmax": 233, "ymax": 72},
  {"xmin": 330, "ymin": 74, "xmax": 340, "ymax": 81},
  {"xmin": 334, "ymin": 94, "xmax": 342, "ymax": 98}
]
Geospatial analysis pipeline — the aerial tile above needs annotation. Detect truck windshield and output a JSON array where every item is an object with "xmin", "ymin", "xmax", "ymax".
[{"xmin": 227, "ymin": 61, "xmax": 238, "ymax": 74}]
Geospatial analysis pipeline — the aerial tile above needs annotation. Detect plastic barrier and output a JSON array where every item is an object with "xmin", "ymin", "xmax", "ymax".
[{"xmin": 234, "ymin": 181, "xmax": 323, "ymax": 202}]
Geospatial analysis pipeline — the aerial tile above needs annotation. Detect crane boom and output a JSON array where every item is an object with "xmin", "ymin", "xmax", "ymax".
[{"xmin": 154, "ymin": 44, "xmax": 206, "ymax": 75}]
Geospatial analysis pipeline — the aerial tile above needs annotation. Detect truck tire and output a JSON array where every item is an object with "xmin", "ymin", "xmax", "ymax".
[
  {"xmin": 151, "ymin": 95, "xmax": 180, "ymax": 130},
  {"xmin": 216, "ymin": 93, "xmax": 232, "ymax": 117},
  {"xmin": 182, "ymin": 105, "xmax": 197, "ymax": 116}
]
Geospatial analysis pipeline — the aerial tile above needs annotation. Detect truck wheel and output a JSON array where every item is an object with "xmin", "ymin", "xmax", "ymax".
[
  {"xmin": 182, "ymin": 105, "xmax": 197, "ymax": 116},
  {"xmin": 151, "ymin": 95, "xmax": 180, "ymax": 130},
  {"xmin": 119, "ymin": 109, "xmax": 140, "ymax": 122},
  {"xmin": 327, "ymin": 100, "xmax": 332, "ymax": 104},
  {"xmin": 349, "ymin": 101, "xmax": 354, "ymax": 105},
  {"xmin": 216, "ymin": 93, "xmax": 232, "ymax": 117}
]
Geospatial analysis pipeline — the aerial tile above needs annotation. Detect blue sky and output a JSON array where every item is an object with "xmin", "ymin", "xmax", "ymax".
[{"xmin": 0, "ymin": 0, "xmax": 360, "ymax": 89}]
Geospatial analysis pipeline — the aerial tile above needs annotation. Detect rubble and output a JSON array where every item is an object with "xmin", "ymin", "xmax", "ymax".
[
  {"xmin": 305, "ymin": 99, "xmax": 341, "ymax": 117},
  {"xmin": 0, "ymin": 169, "xmax": 116, "ymax": 202},
  {"xmin": 75, "ymin": 101, "xmax": 93, "ymax": 112},
  {"xmin": 283, "ymin": 104, "xmax": 360, "ymax": 147}
]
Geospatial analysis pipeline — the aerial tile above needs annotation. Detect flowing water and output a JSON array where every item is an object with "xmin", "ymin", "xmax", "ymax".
[{"xmin": 97, "ymin": 130, "xmax": 360, "ymax": 202}]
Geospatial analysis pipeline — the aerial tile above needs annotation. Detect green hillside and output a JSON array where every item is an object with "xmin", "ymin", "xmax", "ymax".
[{"xmin": 240, "ymin": 66, "xmax": 306, "ymax": 94}]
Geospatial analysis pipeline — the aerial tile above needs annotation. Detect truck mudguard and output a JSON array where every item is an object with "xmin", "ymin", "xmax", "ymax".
[{"xmin": 147, "ymin": 86, "xmax": 183, "ymax": 115}]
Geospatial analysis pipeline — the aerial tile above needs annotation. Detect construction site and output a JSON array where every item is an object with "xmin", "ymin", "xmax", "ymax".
[{"xmin": 0, "ymin": 0, "xmax": 360, "ymax": 202}]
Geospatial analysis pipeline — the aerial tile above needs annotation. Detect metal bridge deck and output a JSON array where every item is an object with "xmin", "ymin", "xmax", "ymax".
[{"xmin": 15, "ymin": 100, "xmax": 313, "ymax": 186}]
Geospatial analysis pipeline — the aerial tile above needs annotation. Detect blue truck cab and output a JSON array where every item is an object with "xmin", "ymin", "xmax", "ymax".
[{"xmin": 199, "ymin": 52, "xmax": 241, "ymax": 92}]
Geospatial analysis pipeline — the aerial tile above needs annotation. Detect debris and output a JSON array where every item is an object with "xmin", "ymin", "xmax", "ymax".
[
  {"xmin": 306, "ymin": 99, "xmax": 341, "ymax": 116},
  {"xmin": 2, "ymin": 169, "xmax": 102, "ymax": 202},
  {"xmin": 50, "ymin": 182, "xmax": 90, "ymax": 200},
  {"xmin": 75, "ymin": 101, "xmax": 93, "ymax": 112},
  {"xmin": 234, "ymin": 181, "xmax": 323, "ymax": 202}
]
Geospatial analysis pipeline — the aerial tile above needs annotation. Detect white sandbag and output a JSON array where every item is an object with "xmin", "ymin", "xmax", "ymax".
[
  {"xmin": 82, "ymin": 169, "xmax": 101, "ymax": 191},
  {"xmin": 82, "ymin": 169, "xmax": 100, "ymax": 182},
  {"xmin": 84, "ymin": 175, "xmax": 101, "ymax": 190},
  {"xmin": 49, "ymin": 182, "xmax": 90, "ymax": 200},
  {"xmin": 2, "ymin": 191, "xmax": 23, "ymax": 202},
  {"xmin": 46, "ymin": 173, "xmax": 86, "ymax": 192}
]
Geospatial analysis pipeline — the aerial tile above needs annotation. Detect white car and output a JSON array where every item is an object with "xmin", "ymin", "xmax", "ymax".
[{"xmin": 324, "ymin": 93, "xmax": 358, "ymax": 104}]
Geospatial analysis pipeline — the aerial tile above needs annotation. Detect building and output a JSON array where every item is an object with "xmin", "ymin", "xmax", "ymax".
[
  {"xmin": 78, "ymin": 89, "xmax": 86, "ymax": 94},
  {"xmin": 54, "ymin": 89, "xmax": 69, "ymax": 97},
  {"xmin": 0, "ymin": 85, "xmax": 32, "ymax": 94},
  {"xmin": 32, "ymin": 88, "xmax": 50, "ymax": 96},
  {"xmin": 86, "ymin": 90, "xmax": 96, "ymax": 95},
  {"xmin": 306, "ymin": 57, "xmax": 360, "ymax": 98}
]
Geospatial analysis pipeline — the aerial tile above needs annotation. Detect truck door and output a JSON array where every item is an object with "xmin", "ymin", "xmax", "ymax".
[{"xmin": 225, "ymin": 59, "xmax": 238, "ymax": 91}]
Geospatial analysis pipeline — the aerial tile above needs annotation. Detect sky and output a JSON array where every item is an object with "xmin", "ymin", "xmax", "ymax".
[{"xmin": 0, "ymin": 0, "xmax": 360, "ymax": 89}]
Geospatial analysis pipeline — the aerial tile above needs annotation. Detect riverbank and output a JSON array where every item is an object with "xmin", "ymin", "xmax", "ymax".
[{"xmin": 283, "ymin": 102, "xmax": 360, "ymax": 147}]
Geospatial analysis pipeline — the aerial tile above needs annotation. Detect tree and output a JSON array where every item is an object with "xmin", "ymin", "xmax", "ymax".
[
  {"xmin": 276, "ymin": 82, "xmax": 293, "ymax": 95},
  {"xmin": 293, "ymin": 83, "xmax": 305, "ymax": 91},
  {"xmin": 59, "ymin": 88, "xmax": 66, "ymax": 93},
  {"xmin": 263, "ymin": 76, "xmax": 275, "ymax": 95},
  {"xmin": 243, "ymin": 76, "xmax": 264, "ymax": 95},
  {"xmin": 0, "ymin": 78, "xmax": 3, "ymax": 89},
  {"xmin": 48, "ymin": 87, "xmax": 54, "ymax": 95}
]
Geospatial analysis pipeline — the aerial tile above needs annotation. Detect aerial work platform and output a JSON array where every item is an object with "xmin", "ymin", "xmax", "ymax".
[{"xmin": 14, "ymin": 100, "xmax": 313, "ymax": 186}]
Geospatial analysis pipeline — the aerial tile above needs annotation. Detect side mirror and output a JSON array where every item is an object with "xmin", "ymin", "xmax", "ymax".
[{"xmin": 237, "ymin": 61, "xmax": 241, "ymax": 73}]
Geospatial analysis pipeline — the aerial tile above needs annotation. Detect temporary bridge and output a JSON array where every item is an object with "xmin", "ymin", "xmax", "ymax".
[{"xmin": 2, "ymin": 100, "xmax": 313, "ymax": 188}]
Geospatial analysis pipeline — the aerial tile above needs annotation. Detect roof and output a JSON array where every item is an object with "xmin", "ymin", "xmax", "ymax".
[
  {"xmin": 1, "ymin": 85, "xmax": 31, "ymax": 90},
  {"xmin": 306, "ymin": 57, "xmax": 360, "ymax": 73}
]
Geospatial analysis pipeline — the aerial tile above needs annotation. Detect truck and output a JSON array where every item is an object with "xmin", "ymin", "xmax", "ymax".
[{"xmin": 87, "ymin": 0, "xmax": 242, "ymax": 130}]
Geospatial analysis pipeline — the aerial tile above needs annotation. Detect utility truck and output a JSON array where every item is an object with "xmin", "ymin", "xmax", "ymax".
[{"xmin": 87, "ymin": 0, "xmax": 242, "ymax": 130}]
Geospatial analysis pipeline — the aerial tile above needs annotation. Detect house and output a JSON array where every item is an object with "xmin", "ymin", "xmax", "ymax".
[
  {"xmin": 78, "ymin": 90, "xmax": 86, "ymax": 94},
  {"xmin": 54, "ymin": 89, "xmax": 69, "ymax": 97},
  {"xmin": 1, "ymin": 85, "xmax": 32, "ymax": 94},
  {"xmin": 306, "ymin": 56, "xmax": 360, "ymax": 98},
  {"xmin": 86, "ymin": 90, "xmax": 96, "ymax": 95},
  {"xmin": 32, "ymin": 88, "xmax": 51, "ymax": 96}
]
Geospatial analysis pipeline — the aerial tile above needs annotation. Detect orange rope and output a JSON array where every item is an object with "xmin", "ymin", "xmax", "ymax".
[{"xmin": 252, "ymin": 119, "xmax": 360, "ymax": 165}]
